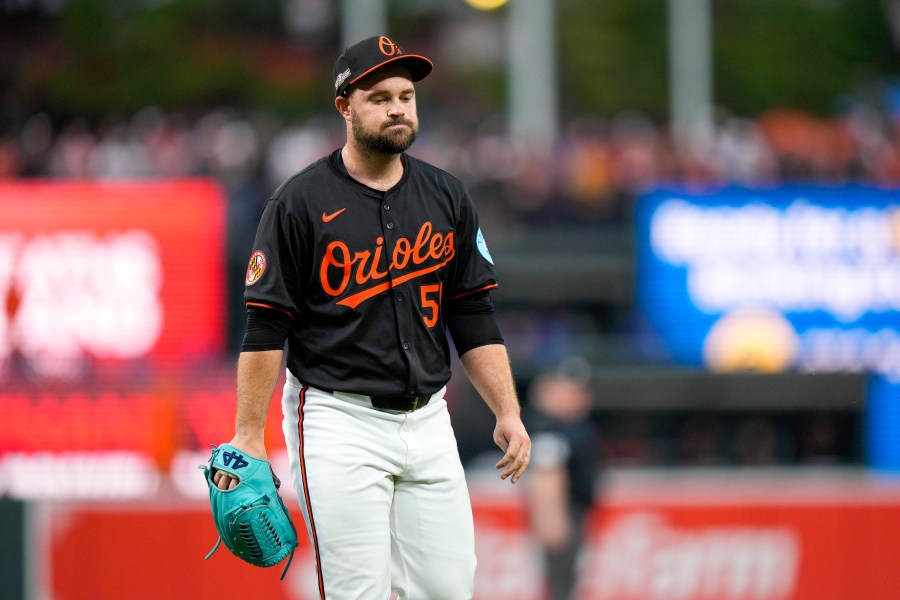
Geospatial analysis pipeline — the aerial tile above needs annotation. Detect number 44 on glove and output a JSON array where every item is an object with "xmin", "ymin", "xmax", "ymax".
[{"xmin": 200, "ymin": 444, "xmax": 299, "ymax": 580}]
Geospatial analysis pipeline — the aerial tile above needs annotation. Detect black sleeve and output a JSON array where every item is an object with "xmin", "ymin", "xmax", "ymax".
[
  {"xmin": 444, "ymin": 290, "xmax": 504, "ymax": 357},
  {"xmin": 447, "ymin": 188, "xmax": 498, "ymax": 299},
  {"xmin": 241, "ymin": 305, "xmax": 292, "ymax": 352}
]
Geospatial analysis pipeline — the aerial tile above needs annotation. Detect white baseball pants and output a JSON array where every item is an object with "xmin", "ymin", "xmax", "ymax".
[{"xmin": 281, "ymin": 371, "xmax": 477, "ymax": 600}]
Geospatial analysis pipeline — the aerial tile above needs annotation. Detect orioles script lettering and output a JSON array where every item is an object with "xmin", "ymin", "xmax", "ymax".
[{"xmin": 320, "ymin": 221, "xmax": 455, "ymax": 309}]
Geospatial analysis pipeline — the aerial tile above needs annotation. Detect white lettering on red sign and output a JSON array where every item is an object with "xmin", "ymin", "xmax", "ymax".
[
  {"xmin": 581, "ymin": 512, "xmax": 799, "ymax": 599},
  {"xmin": 0, "ymin": 231, "xmax": 163, "ymax": 377},
  {"xmin": 474, "ymin": 527, "xmax": 543, "ymax": 598}
]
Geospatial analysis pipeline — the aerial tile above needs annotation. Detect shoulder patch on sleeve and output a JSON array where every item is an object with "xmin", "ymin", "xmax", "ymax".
[
  {"xmin": 245, "ymin": 250, "xmax": 267, "ymax": 286},
  {"xmin": 476, "ymin": 228, "xmax": 493, "ymax": 265}
]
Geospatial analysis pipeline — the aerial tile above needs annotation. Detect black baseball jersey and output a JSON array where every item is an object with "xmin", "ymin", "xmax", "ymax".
[{"xmin": 243, "ymin": 149, "xmax": 499, "ymax": 397}]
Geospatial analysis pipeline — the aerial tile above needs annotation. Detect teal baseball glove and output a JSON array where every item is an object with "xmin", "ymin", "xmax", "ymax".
[{"xmin": 201, "ymin": 444, "xmax": 299, "ymax": 579}]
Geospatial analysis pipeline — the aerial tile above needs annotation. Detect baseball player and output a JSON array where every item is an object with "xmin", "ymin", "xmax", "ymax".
[{"xmin": 213, "ymin": 35, "xmax": 531, "ymax": 599}]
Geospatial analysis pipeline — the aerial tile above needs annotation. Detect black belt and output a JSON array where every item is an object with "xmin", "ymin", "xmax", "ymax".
[
  {"xmin": 303, "ymin": 380, "xmax": 433, "ymax": 413},
  {"xmin": 369, "ymin": 394, "xmax": 431, "ymax": 412}
]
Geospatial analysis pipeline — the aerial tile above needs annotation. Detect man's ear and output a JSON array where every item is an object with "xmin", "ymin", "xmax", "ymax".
[{"xmin": 335, "ymin": 95, "xmax": 351, "ymax": 120}]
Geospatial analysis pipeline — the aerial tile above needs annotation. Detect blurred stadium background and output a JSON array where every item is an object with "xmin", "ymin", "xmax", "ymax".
[{"xmin": 1, "ymin": 0, "xmax": 900, "ymax": 598}]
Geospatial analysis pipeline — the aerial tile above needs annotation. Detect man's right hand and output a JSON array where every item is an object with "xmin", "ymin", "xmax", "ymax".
[{"xmin": 212, "ymin": 436, "xmax": 267, "ymax": 490}]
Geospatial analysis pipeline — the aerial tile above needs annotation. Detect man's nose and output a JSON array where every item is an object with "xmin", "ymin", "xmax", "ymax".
[{"xmin": 387, "ymin": 100, "xmax": 405, "ymax": 115}]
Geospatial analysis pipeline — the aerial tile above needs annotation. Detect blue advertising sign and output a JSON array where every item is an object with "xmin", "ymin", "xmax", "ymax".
[
  {"xmin": 866, "ymin": 377, "xmax": 900, "ymax": 471},
  {"xmin": 636, "ymin": 186, "xmax": 900, "ymax": 381}
]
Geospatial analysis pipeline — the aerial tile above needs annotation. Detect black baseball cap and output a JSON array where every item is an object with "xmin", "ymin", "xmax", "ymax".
[{"xmin": 333, "ymin": 35, "xmax": 434, "ymax": 98}]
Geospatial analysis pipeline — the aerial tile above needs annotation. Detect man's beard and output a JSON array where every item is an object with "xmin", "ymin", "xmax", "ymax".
[{"xmin": 351, "ymin": 112, "xmax": 418, "ymax": 155}]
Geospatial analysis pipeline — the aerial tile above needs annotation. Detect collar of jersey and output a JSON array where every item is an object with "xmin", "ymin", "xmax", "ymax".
[{"xmin": 329, "ymin": 149, "xmax": 411, "ymax": 196}]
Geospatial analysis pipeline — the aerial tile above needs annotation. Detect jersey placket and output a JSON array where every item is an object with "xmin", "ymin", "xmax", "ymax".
[{"xmin": 380, "ymin": 190, "xmax": 418, "ymax": 396}]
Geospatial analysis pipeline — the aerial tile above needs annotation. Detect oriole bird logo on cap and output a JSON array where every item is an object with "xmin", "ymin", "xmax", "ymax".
[{"xmin": 332, "ymin": 35, "xmax": 433, "ymax": 97}]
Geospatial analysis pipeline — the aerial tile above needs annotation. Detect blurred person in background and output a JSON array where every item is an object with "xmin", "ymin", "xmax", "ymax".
[{"xmin": 524, "ymin": 358, "xmax": 601, "ymax": 600}]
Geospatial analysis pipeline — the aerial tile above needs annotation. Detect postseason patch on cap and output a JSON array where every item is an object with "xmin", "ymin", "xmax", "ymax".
[
  {"xmin": 246, "ymin": 250, "xmax": 266, "ymax": 286},
  {"xmin": 334, "ymin": 68, "xmax": 351, "ymax": 92}
]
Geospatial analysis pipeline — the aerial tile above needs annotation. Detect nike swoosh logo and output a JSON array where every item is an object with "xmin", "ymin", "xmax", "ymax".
[{"xmin": 322, "ymin": 208, "xmax": 347, "ymax": 223}]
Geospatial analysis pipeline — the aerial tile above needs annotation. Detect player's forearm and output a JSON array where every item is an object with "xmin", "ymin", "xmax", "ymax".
[
  {"xmin": 459, "ymin": 343, "xmax": 520, "ymax": 418},
  {"xmin": 234, "ymin": 349, "xmax": 284, "ymax": 445},
  {"xmin": 462, "ymin": 343, "xmax": 531, "ymax": 482}
]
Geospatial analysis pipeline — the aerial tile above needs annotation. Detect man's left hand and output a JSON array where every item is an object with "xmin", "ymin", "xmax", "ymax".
[{"xmin": 493, "ymin": 416, "xmax": 531, "ymax": 483}]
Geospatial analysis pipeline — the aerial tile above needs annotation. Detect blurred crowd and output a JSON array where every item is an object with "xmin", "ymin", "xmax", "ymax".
[
  {"xmin": 1, "ymin": 98, "xmax": 900, "ymax": 229},
  {"xmin": 0, "ymin": 102, "xmax": 887, "ymax": 468}
]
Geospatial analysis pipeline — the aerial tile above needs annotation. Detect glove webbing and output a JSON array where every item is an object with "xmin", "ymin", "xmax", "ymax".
[
  {"xmin": 205, "ymin": 498, "xmax": 297, "ymax": 580},
  {"xmin": 203, "ymin": 460, "xmax": 296, "ymax": 580}
]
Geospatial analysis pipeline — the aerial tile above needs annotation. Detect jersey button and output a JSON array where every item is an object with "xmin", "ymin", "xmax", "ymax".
[
  {"xmin": 383, "ymin": 204, "xmax": 391, "ymax": 211},
  {"xmin": 386, "ymin": 222, "xmax": 394, "ymax": 229},
  {"xmin": 402, "ymin": 342, "xmax": 410, "ymax": 350},
  {"xmin": 396, "ymin": 293, "xmax": 404, "ymax": 302}
]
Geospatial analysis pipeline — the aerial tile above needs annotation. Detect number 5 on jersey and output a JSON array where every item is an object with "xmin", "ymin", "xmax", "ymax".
[{"xmin": 420, "ymin": 283, "xmax": 442, "ymax": 328}]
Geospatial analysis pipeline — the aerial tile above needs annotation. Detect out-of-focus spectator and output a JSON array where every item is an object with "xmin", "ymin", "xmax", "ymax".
[
  {"xmin": 264, "ymin": 118, "xmax": 335, "ymax": 188},
  {"xmin": 86, "ymin": 117, "xmax": 152, "ymax": 179},
  {"xmin": 135, "ymin": 108, "xmax": 200, "ymax": 178},
  {"xmin": 47, "ymin": 121, "xmax": 96, "ymax": 178},
  {"xmin": 558, "ymin": 116, "xmax": 617, "ymax": 219},
  {"xmin": 524, "ymin": 359, "xmax": 601, "ymax": 600},
  {"xmin": 711, "ymin": 114, "xmax": 778, "ymax": 184},
  {"xmin": 609, "ymin": 110, "xmax": 663, "ymax": 195}
]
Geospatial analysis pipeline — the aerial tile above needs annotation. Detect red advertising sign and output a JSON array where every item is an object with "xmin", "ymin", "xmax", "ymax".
[
  {"xmin": 0, "ymin": 373, "xmax": 286, "ymax": 454},
  {"xmin": 581, "ymin": 504, "xmax": 898, "ymax": 600},
  {"xmin": 38, "ymin": 476, "xmax": 900, "ymax": 600},
  {"xmin": 0, "ymin": 180, "xmax": 226, "ymax": 378}
]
